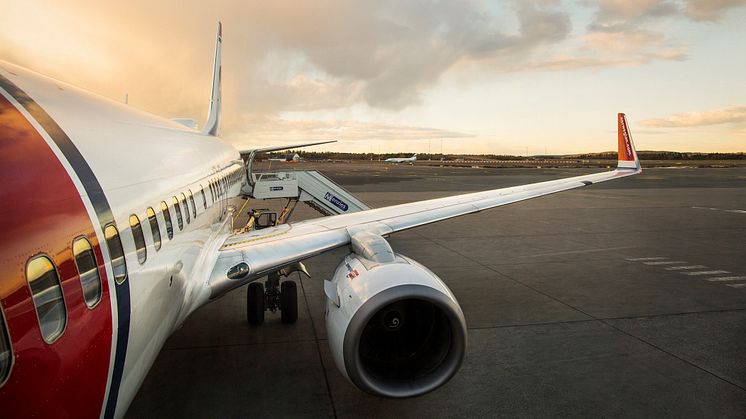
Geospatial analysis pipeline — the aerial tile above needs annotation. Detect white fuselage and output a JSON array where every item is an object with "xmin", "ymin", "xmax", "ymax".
[
  {"xmin": 0, "ymin": 61, "xmax": 245, "ymax": 416},
  {"xmin": 385, "ymin": 155, "xmax": 417, "ymax": 163}
]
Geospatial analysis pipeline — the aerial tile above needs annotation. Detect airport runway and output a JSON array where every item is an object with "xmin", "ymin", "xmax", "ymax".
[{"xmin": 128, "ymin": 164, "xmax": 746, "ymax": 418}]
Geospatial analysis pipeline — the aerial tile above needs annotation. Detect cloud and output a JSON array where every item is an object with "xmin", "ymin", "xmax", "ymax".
[
  {"xmin": 640, "ymin": 106, "xmax": 746, "ymax": 127},
  {"xmin": 587, "ymin": 0, "xmax": 746, "ymax": 27},
  {"xmin": 684, "ymin": 0, "xmax": 746, "ymax": 21},
  {"xmin": 0, "ymin": 0, "xmax": 575, "ymax": 116},
  {"xmin": 2, "ymin": 0, "xmax": 743, "ymax": 149},
  {"xmin": 588, "ymin": 0, "xmax": 679, "ymax": 31},
  {"xmin": 227, "ymin": 118, "xmax": 474, "ymax": 149}
]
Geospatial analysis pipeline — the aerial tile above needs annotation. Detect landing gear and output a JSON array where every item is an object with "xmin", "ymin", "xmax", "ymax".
[
  {"xmin": 245, "ymin": 272, "xmax": 298, "ymax": 326},
  {"xmin": 246, "ymin": 282, "xmax": 265, "ymax": 326},
  {"xmin": 280, "ymin": 281, "xmax": 298, "ymax": 324}
]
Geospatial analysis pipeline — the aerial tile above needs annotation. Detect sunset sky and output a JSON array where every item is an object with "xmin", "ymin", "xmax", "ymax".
[{"xmin": 1, "ymin": 1, "xmax": 745, "ymax": 154}]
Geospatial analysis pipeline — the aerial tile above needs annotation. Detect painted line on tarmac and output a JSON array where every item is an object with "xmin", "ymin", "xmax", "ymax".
[
  {"xmin": 627, "ymin": 257, "xmax": 667, "ymax": 261},
  {"xmin": 525, "ymin": 245, "xmax": 635, "ymax": 258},
  {"xmin": 644, "ymin": 261, "xmax": 686, "ymax": 265},
  {"xmin": 666, "ymin": 265, "xmax": 706, "ymax": 270},
  {"xmin": 706, "ymin": 276, "xmax": 746, "ymax": 282},
  {"xmin": 726, "ymin": 283, "xmax": 746, "ymax": 289},
  {"xmin": 683, "ymin": 270, "xmax": 730, "ymax": 276}
]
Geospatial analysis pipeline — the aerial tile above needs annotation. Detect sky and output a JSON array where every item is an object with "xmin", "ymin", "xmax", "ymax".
[{"xmin": 1, "ymin": 0, "xmax": 745, "ymax": 155}]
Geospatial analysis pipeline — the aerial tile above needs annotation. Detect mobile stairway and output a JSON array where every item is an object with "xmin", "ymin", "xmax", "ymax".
[{"xmin": 244, "ymin": 170, "xmax": 370, "ymax": 217}]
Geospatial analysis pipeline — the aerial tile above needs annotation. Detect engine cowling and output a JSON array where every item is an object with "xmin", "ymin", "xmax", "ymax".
[{"xmin": 325, "ymin": 247, "xmax": 467, "ymax": 398}]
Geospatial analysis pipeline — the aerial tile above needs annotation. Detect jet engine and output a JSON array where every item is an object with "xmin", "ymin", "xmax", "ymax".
[{"xmin": 324, "ymin": 232, "xmax": 467, "ymax": 398}]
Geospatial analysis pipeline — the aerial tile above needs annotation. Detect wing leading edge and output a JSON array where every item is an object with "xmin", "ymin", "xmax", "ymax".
[{"xmin": 209, "ymin": 114, "xmax": 641, "ymax": 298}]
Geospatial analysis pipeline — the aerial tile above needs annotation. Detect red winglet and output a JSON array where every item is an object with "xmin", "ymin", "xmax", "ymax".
[{"xmin": 617, "ymin": 113, "xmax": 640, "ymax": 170}]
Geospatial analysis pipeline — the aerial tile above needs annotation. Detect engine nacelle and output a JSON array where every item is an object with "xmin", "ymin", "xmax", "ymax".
[{"xmin": 325, "ymin": 244, "xmax": 467, "ymax": 398}]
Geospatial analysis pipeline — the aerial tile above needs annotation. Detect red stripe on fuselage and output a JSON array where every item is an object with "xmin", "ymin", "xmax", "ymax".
[{"xmin": 0, "ymin": 94, "xmax": 112, "ymax": 416}]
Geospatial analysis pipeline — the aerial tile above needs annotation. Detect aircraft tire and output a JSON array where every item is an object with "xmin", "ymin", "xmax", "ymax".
[
  {"xmin": 280, "ymin": 281, "xmax": 298, "ymax": 324},
  {"xmin": 247, "ymin": 282, "xmax": 265, "ymax": 326}
]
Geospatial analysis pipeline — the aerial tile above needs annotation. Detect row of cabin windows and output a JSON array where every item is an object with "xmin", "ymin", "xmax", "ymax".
[
  {"xmin": 128, "ymin": 166, "xmax": 243, "ymax": 265},
  {"xmin": 0, "ymin": 168, "xmax": 245, "ymax": 384}
]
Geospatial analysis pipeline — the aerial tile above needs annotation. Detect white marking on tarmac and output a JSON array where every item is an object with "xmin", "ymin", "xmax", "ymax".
[
  {"xmin": 627, "ymin": 257, "xmax": 666, "ymax": 261},
  {"xmin": 706, "ymin": 276, "xmax": 746, "ymax": 282},
  {"xmin": 691, "ymin": 206, "xmax": 720, "ymax": 211},
  {"xmin": 726, "ymin": 283, "xmax": 746, "ymax": 288},
  {"xmin": 725, "ymin": 209, "xmax": 746, "ymax": 214},
  {"xmin": 526, "ymin": 246, "xmax": 635, "ymax": 258},
  {"xmin": 683, "ymin": 270, "xmax": 730, "ymax": 276},
  {"xmin": 644, "ymin": 261, "xmax": 686, "ymax": 265},
  {"xmin": 666, "ymin": 265, "xmax": 706, "ymax": 270}
]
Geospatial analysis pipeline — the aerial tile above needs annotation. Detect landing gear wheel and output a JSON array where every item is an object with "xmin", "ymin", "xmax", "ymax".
[
  {"xmin": 280, "ymin": 281, "xmax": 298, "ymax": 324},
  {"xmin": 247, "ymin": 282, "xmax": 265, "ymax": 326}
]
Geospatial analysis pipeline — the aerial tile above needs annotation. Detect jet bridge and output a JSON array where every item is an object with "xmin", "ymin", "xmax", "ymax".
[{"xmin": 245, "ymin": 170, "xmax": 370, "ymax": 216}]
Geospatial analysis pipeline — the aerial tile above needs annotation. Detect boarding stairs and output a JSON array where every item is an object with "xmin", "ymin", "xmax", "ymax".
[{"xmin": 245, "ymin": 170, "xmax": 370, "ymax": 216}]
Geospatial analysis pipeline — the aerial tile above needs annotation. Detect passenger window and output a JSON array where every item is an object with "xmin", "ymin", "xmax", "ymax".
[
  {"xmin": 26, "ymin": 256, "xmax": 67, "ymax": 343},
  {"xmin": 0, "ymin": 307, "xmax": 11, "ymax": 384},
  {"xmin": 146, "ymin": 207, "xmax": 161, "ymax": 251},
  {"xmin": 200, "ymin": 185, "xmax": 207, "ymax": 209},
  {"xmin": 160, "ymin": 201, "xmax": 173, "ymax": 240},
  {"xmin": 180, "ymin": 193, "xmax": 190, "ymax": 224},
  {"xmin": 73, "ymin": 237, "xmax": 102, "ymax": 308},
  {"xmin": 130, "ymin": 215, "xmax": 147, "ymax": 264},
  {"xmin": 104, "ymin": 225, "xmax": 128, "ymax": 284},
  {"xmin": 172, "ymin": 197, "xmax": 184, "ymax": 230},
  {"xmin": 188, "ymin": 190, "xmax": 197, "ymax": 218}
]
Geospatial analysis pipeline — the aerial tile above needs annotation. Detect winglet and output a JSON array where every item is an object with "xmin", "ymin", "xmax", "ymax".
[
  {"xmin": 203, "ymin": 21, "xmax": 222, "ymax": 136},
  {"xmin": 617, "ymin": 113, "xmax": 641, "ymax": 171}
]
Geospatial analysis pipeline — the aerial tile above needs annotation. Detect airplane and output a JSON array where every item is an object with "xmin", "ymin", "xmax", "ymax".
[
  {"xmin": 0, "ymin": 23, "xmax": 641, "ymax": 418},
  {"xmin": 267, "ymin": 152, "xmax": 300, "ymax": 162},
  {"xmin": 385, "ymin": 153, "xmax": 417, "ymax": 163}
]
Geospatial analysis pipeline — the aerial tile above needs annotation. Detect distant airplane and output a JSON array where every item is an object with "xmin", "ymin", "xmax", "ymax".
[
  {"xmin": 268, "ymin": 152, "xmax": 300, "ymax": 162},
  {"xmin": 385, "ymin": 153, "xmax": 417, "ymax": 163},
  {"xmin": 0, "ymin": 22, "xmax": 641, "ymax": 417}
]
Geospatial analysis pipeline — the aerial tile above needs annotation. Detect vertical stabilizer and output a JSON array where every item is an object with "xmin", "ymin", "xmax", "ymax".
[
  {"xmin": 203, "ymin": 22, "xmax": 222, "ymax": 136},
  {"xmin": 617, "ymin": 113, "xmax": 641, "ymax": 171}
]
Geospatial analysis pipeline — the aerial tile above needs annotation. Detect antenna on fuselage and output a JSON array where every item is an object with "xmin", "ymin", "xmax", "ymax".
[{"xmin": 203, "ymin": 21, "xmax": 222, "ymax": 136}]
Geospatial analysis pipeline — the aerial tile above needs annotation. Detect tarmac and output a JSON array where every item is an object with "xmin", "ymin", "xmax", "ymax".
[{"xmin": 127, "ymin": 163, "xmax": 746, "ymax": 418}]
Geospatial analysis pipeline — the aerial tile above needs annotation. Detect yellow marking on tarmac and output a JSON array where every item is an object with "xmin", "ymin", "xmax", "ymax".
[{"xmin": 220, "ymin": 230, "xmax": 290, "ymax": 250}]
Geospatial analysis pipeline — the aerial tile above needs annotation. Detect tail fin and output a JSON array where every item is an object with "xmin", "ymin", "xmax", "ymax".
[
  {"xmin": 203, "ymin": 22, "xmax": 222, "ymax": 136},
  {"xmin": 617, "ymin": 113, "xmax": 641, "ymax": 171}
]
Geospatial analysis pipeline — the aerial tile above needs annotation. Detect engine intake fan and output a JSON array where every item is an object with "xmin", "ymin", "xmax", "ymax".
[{"xmin": 325, "ymin": 233, "xmax": 466, "ymax": 398}]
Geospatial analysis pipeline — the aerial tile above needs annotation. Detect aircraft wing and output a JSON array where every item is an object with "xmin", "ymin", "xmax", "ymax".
[{"xmin": 209, "ymin": 114, "xmax": 641, "ymax": 298}]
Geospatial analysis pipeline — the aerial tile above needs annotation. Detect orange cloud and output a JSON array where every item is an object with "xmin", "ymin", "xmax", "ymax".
[
  {"xmin": 685, "ymin": 0, "xmax": 746, "ymax": 21},
  {"xmin": 641, "ymin": 106, "xmax": 746, "ymax": 128},
  {"xmin": 227, "ymin": 118, "xmax": 474, "ymax": 149}
]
